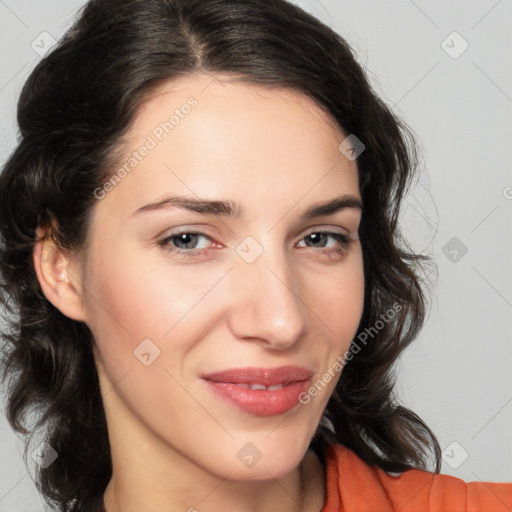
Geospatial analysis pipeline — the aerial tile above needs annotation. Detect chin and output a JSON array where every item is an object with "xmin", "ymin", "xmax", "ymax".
[
  {"xmin": 220, "ymin": 453, "xmax": 305, "ymax": 482},
  {"xmin": 205, "ymin": 428, "xmax": 314, "ymax": 482}
]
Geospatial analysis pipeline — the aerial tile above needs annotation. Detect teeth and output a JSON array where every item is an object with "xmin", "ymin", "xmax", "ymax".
[
  {"xmin": 234, "ymin": 383, "xmax": 285, "ymax": 390},
  {"xmin": 249, "ymin": 383, "xmax": 267, "ymax": 390}
]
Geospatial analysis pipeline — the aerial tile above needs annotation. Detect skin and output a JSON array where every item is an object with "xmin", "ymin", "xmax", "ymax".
[{"xmin": 33, "ymin": 73, "xmax": 365, "ymax": 512}]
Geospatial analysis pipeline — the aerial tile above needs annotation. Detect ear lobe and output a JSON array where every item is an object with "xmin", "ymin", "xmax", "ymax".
[{"xmin": 33, "ymin": 224, "xmax": 87, "ymax": 322}]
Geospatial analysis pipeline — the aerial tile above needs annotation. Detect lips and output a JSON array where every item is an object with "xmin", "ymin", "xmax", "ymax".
[{"xmin": 201, "ymin": 366, "xmax": 313, "ymax": 417}]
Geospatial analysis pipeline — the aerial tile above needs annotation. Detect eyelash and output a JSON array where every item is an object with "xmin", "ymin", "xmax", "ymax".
[{"xmin": 156, "ymin": 229, "xmax": 352, "ymax": 258}]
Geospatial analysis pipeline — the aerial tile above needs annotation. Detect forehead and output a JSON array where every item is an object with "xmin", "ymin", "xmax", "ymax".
[
  {"xmin": 96, "ymin": 73, "xmax": 360, "ymax": 222},
  {"xmin": 132, "ymin": 72, "xmax": 344, "ymax": 138},
  {"xmin": 120, "ymin": 73, "xmax": 349, "ymax": 172}
]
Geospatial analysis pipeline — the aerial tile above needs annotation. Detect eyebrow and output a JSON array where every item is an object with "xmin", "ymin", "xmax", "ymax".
[{"xmin": 130, "ymin": 193, "xmax": 363, "ymax": 219}]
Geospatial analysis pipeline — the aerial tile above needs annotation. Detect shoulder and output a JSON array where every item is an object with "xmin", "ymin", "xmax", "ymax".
[{"xmin": 321, "ymin": 443, "xmax": 512, "ymax": 512}]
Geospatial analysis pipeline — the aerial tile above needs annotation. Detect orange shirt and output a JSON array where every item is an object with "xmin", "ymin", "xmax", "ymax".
[{"xmin": 320, "ymin": 443, "xmax": 512, "ymax": 512}]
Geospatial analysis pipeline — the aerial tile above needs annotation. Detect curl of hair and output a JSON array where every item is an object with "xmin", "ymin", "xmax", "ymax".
[{"xmin": 0, "ymin": 0, "xmax": 441, "ymax": 510}]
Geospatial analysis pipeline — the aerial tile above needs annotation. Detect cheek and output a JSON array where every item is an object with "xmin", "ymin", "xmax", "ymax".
[
  {"xmin": 309, "ymin": 252, "xmax": 365, "ymax": 345},
  {"xmin": 80, "ymin": 237, "xmax": 169, "ymax": 379},
  {"xmin": 81, "ymin": 235, "xmax": 232, "ymax": 383},
  {"xmin": 305, "ymin": 251, "xmax": 364, "ymax": 402},
  {"xmin": 298, "ymin": 261, "xmax": 364, "ymax": 412},
  {"xmin": 84, "ymin": 236, "xmax": 194, "ymax": 337},
  {"xmin": 82, "ymin": 246, "xmax": 207, "ymax": 432}
]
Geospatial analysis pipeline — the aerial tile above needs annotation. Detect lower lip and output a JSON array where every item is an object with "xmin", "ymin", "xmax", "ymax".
[{"xmin": 203, "ymin": 379, "xmax": 310, "ymax": 417}]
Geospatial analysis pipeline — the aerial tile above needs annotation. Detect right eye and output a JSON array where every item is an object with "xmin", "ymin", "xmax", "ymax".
[{"xmin": 157, "ymin": 231, "xmax": 216, "ymax": 256}]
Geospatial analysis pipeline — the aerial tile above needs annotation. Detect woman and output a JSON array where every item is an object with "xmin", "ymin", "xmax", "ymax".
[{"xmin": 0, "ymin": 0, "xmax": 510, "ymax": 511}]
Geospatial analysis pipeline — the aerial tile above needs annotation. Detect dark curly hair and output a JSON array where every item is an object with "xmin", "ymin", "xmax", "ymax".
[{"xmin": 0, "ymin": 0, "xmax": 441, "ymax": 510}]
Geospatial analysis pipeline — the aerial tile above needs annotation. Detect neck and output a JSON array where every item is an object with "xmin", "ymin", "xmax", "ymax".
[{"xmin": 102, "ymin": 447, "xmax": 325, "ymax": 512}]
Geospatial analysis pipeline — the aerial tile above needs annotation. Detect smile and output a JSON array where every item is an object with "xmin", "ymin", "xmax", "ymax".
[{"xmin": 201, "ymin": 366, "xmax": 313, "ymax": 417}]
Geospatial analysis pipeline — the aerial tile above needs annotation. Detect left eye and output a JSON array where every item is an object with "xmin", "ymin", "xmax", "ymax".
[{"xmin": 297, "ymin": 231, "xmax": 349, "ymax": 250}]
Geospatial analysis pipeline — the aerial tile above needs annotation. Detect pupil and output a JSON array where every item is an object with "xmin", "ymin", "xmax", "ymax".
[
  {"xmin": 177, "ymin": 233, "xmax": 196, "ymax": 248},
  {"xmin": 309, "ymin": 233, "xmax": 325, "ymax": 246}
]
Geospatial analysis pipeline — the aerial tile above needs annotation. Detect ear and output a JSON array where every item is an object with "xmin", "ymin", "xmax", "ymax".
[{"xmin": 33, "ymin": 223, "xmax": 87, "ymax": 322}]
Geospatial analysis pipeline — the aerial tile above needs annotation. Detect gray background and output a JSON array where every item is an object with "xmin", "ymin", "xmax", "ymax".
[{"xmin": 1, "ymin": 0, "xmax": 511, "ymax": 510}]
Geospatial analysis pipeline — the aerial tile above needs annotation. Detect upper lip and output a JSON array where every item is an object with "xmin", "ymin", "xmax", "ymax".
[{"xmin": 201, "ymin": 366, "xmax": 313, "ymax": 386}]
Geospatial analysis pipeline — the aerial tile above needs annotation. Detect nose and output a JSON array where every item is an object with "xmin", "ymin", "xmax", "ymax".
[{"xmin": 226, "ymin": 242, "xmax": 308, "ymax": 350}]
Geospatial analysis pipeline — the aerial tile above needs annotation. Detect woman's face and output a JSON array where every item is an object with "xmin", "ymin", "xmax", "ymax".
[{"xmin": 77, "ymin": 73, "xmax": 364, "ymax": 480}]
